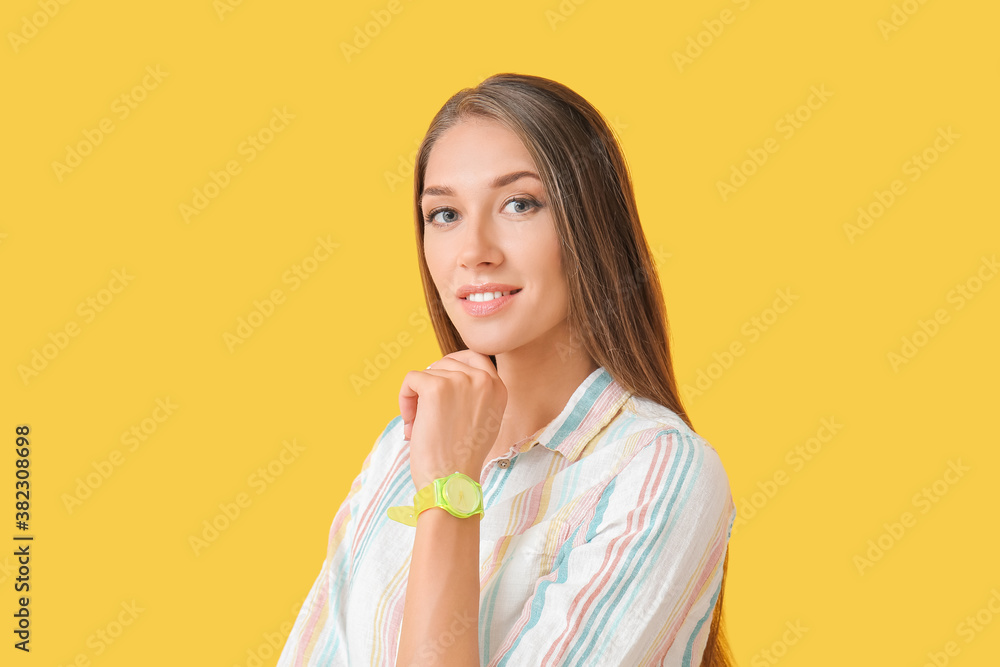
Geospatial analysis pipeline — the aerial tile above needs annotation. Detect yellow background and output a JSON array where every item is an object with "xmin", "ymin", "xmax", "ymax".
[{"xmin": 2, "ymin": 0, "xmax": 998, "ymax": 665}]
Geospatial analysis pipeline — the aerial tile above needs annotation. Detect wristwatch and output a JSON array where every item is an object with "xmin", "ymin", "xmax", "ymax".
[{"xmin": 387, "ymin": 471, "xmax": 484, "ymax": 526}]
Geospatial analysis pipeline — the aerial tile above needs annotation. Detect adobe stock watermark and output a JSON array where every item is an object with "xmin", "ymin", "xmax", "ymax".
[
  {"xmin": 55, "ymin": 600, "xmax": 145, "ymax": 666},
  {"xmin": 234, "ymin": 599, "xmax": 304, "ymax": 667},
  {"xmin": 401, "ymin": 405, "xmax": 505, "ymax": 492},
  {"xmin": 681, "ymin": 288, "xmax": 799, "ymax": 403},
  {"xmin": 878, "ymin": 0, "xmax": 932, "ymax": 40},
  {"xmin": 223, "ymin": 235, "xmax": 339, "ymax": 352},
  {"xmin": 551, "ymin": 114, "xmax": 630, "ymax": 188},
  {"xmin": 385, "ymin": 115, "xmax": 628, "ymax": 193},
  {"xmin": 18, "ymin": 268, "xmax": 134, "ymax": 386},
  {"xmin": 189, "ymin": 438, "xmax": 306, "ymax": 556},
  {"xmin": 731, "ymin": 417, "xmax": 843, "ymax": 535},
  {"xmin": 385, "ymin": 135, "xmax": 423, "ymax": 193},
  {"xmin": 179, "ymin": 106, "xmax": 295, "ymax": 223},
  {"xmin": 382, "ymin": 71, "xmax": 491, "ymax": 189},
  {"xmin": 8, "ymin": 0, "xmax": 72, "ymax": 54},
  {"xmin": 214, "ymin": 0, "xmax": 247, "ymax": 21},
  {"xmin": 650, "ymin": 244, "xmax": 672, "ymax": 270},
  {"xmin": 886, "ymin": 254, "xmax": 997, "ymax": 372},
  {"xmin": 51, "ymin": 65, "xmax": 168, "ymax": 183},
  {"xmin": 853, "ymin": 458, "xmax": 969, "ymax": 575},
  {"xmin": 0, "ymin": 556, "xmax": 16, "ymax": 585},
  {"xmin": 350, "ymin": 308, "xmax": 431, "ymax": 395},
  {"xmin": 399, "ymin": 610, "xmax": 476, "ymax": 667},
  {"xmin": 748, "ymin": 619, "xmax": 808, "ymax": 667},
  {"xmin": 61, "ymin": 397, "xmax": 178, "ymax": 514},
  {"xmin": 544, "ymin": 0, "xmax": 590, "ymax": 31},
  {"xmin": 555, "ymin": 242, "xmax": 669, "ymax": 363},
  {"xmin": 717, "ymin": 85, "xmax": 833, "ymax": 202},
  {"xmin": 672, "ymin": 0, "xmax": 756, "ymax": 72},
  {"xmin": 917, "ymin": 588, "xmax": 1000, "ymax": 667},
  {"xmin": 340, "ymin": 0, "xmax": 411, "ymax": 63},
  {"xmin": 451, "ymin": 407, "xmax": 504, "ymax": 470},
  {"xmin": 843, "ymin": 126, "xmax": 959, "ymax": 243}
]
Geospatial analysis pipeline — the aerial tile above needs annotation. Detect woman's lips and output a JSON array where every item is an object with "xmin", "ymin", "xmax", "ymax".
[{"xmin": 459, "ymin": 289, "xmax": 521, "ymax": 317}]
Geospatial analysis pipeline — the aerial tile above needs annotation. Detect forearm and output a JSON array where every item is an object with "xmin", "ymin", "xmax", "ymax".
[{"xmin": 396, "ymin": 507, "xmax": 481, "ymax": 667}]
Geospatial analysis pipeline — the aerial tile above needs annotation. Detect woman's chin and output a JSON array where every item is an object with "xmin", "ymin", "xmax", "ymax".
[
  {"xmin": 457, "ymin": 338, "xmax": 509, "ymax": 358},
  {"xmin": 462, "ymin": 346, "xmax": 503, "ymax": 358}
]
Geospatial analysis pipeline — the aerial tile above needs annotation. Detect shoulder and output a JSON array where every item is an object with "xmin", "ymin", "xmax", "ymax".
[
  {"xmin": 609, "ymin": 395, "xmax": 732, "ymax": 503},
  {"xmin": 619, "ymin": 394, "xmax": 694, "ymax": 437}
]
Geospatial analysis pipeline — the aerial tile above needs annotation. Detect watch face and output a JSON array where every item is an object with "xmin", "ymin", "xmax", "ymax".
[{"xmin": 443, "ymin": 476, "xmax": 479, "ymax": 514}]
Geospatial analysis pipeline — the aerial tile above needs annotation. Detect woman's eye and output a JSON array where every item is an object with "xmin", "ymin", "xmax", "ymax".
[
  {"xmin": 426, "ymin": 208, "xmax": 458, "ymax": 225},
  {"xmin": 504, "ymin": 197, "xmax": 539, "ymax": 215}
]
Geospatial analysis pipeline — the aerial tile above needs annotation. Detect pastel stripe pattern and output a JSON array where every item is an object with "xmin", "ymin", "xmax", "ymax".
[{"xmin": 277, "ymin": 366, "xmax": 736, "ymax": 666}]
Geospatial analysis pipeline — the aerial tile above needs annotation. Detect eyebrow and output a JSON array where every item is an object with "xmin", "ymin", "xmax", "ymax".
[{"xmin": 420, "ymin": 170, "xmax": 541, "ymax": 205}]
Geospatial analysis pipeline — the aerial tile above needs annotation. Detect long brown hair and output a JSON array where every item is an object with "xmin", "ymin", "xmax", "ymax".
[{"xmin": 411, "ymin": 73, "xmax": 734, "ymax": 667}]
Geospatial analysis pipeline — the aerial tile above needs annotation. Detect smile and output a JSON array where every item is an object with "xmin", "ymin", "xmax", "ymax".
[
  {"xmin": 463, "ymin": 289, "xmax": 522, "ymax": 302},
  {"xmin": 459, "ymin": 289, "xmax": 522, "ymax": 317}
]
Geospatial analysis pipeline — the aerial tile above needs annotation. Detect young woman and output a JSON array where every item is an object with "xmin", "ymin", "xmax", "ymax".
[{"xmin": 278, "ymin": 73, "xmax": 737, "ymax": 667}]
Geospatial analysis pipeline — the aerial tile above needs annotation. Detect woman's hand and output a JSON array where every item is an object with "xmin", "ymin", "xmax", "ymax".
[{"xmin": 398, "ymin": 350, "xmax": 507, "ymax": 490}]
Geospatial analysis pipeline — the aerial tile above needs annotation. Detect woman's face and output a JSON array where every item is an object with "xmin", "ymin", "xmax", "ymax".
[{"xmin": 420, "ymin": 116, "xmax": 570, "ymax": 358}]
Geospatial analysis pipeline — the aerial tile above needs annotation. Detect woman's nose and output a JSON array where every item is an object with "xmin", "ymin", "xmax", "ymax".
[{"xmin": 457, "ymin": 212, "xmax": 502, "ymax": 268}]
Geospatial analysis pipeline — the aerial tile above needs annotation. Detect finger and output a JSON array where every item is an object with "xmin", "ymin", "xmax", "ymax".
[
  {"xmin": 438, "ymin": 350, "xmax": 499, "ymax": 378},
  {"xmin": 399, "ymin": 393, "xmax": 416, "ymax": 441},
  {"xmin": 398, "ymin": 367, "xmax": 467, "ymax": 440},
  {"xmin": 419, "ymin": 361, "xmax": 485, "ymax": 389},
  {"xmin": 398, "ymin": 370, "xmax": 428, "ymax": 441}
]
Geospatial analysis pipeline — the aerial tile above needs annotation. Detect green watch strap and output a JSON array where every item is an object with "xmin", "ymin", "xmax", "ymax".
[{"xmin": 387, "ymin": 471, "xmax": 484, "ymax": 527}]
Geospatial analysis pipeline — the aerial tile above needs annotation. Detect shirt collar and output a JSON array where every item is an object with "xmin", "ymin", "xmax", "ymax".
[{"xmin": 517, "ymin": 366, "xmax": 633, "ymax": 463}]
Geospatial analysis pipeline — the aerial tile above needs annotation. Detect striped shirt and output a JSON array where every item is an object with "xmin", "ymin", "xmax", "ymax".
[{"xmin": 278, "ymin": 366, "xmax": 736, "ymax": 666}]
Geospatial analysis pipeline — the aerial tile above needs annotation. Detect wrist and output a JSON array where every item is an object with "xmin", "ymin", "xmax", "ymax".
[
  {"xmin": 413, "ymin": 466, "xmax": 482, "ymax": 491},
  {"xmin": 389, "ymin": 470, "xmax": 484, "ymax": 527},
  {"xmin": 415, "ymin": 505, "xmax": 482, "ymax": 525}
]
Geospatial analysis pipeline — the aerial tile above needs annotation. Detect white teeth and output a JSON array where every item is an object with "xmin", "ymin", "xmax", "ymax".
[{"xmin": 469, "ymin": 291, "xmax": 506, "ymax": 302}]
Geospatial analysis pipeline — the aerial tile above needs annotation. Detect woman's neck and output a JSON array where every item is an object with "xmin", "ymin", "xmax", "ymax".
[{"xmin": 483, "ymin": 348, "xmax": 598, "ymax": 465}]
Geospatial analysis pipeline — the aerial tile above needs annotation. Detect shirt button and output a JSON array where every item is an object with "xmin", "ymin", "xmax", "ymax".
[{"xmin": 497, "ymin": 459, "xmax": 510, "ymax": 469}]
